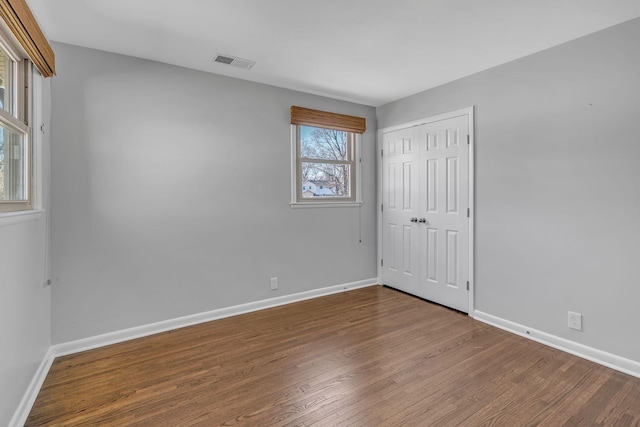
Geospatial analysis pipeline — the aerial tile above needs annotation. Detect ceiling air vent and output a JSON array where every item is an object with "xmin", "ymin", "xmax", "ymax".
[{"xmin": 213, "ymin": 54, "xmax": 255, "ymax": 70}]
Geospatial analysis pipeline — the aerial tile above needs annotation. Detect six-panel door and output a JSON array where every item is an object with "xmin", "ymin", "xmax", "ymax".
[
  {"xmin": 382, "ymin": 114, "xmax": 470, "ymax": 312},
  {"xmin": 382, "ymin": 126, "xmax": 420, "ymax": 296}
]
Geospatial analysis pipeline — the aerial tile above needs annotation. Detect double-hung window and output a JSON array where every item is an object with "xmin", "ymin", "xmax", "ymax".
[
  {"xmin": 0, "ymin": 36, "xmax": 31, "ymax": 212},
  {"xmin": 0, "ymin": 0, "xmax": 56, "ymax": 213},
  {"xmin": 290, "ymin": 106, "xmax": 365, "ymax": 206}
]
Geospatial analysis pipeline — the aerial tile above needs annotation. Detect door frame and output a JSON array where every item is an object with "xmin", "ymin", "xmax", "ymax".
[{"xmin": 377, "ymin": 106, "xmax": 475, "ymax": 317}]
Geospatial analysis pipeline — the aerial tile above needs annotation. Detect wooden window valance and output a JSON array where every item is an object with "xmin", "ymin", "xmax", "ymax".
[
  {"xmin": 0, "ymin": 0, "xmax": 55, "ymax": 77},
  {"xmin": 291, "ymin": 106, "xmax": 366, "ymax": 134}
]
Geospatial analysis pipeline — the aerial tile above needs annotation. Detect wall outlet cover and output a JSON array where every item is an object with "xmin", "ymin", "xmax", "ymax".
[{"xmin": 568, "ymin": 311, "xmax": 582, "ymax": 331}]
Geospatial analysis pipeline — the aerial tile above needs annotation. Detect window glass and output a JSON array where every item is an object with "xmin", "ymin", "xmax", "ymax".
[
  {"xmin": 0, "ymin": 39, "xmax": 30, "ymax": 212},
  {"xmin": 300, "ymin": 126, "xmax": 349, "ymax": 161},
  {"xmin": 0, "ymin": 122, "xmax": 27, "ymax": 201},
  {"xmin": 0, "ymin": 47, "xmax": 14, "ymax": 116},
  {"xmin": 294, "ymin": 124, "xmax": 357, "ymax": 203},
  {"xmin": 300, "ymin": 162, "xmax": 351, "ymax": 199}
]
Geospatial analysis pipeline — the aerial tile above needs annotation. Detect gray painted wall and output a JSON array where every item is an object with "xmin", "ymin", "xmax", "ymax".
[
  {"xmin": 378, "ymin": 18, "xmax": 640, "ymax": 362},
  {"xmin": 50, "ymin": 43, "xmax": 377, "ymax": 344},
  {"xmin": 0, "ymin": 76, "xmax": 51, "ymax": 426}
]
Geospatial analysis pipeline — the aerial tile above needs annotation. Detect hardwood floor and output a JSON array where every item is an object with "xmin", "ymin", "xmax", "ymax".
[{"xmin": 27, "ymin": 286, "xmax": 640, "ymax": 426}]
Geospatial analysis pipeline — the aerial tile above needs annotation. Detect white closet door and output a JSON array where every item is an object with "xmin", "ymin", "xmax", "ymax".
[
  {"xmin": 381, "ymin": 126, "xmax": 420, "ymax": 296},
  {"xmin": 382, "ymin": 112, "xmax": 471, "ymax": 313}
]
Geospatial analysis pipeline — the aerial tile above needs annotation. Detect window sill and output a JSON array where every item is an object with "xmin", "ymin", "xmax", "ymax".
[
  {"xmin": 290, "ymin": 202, "xmax": 363, "ymax": 209},
  {"xmin": 0, "ymin": 209, "xmax": 44, "ymax": 228}
]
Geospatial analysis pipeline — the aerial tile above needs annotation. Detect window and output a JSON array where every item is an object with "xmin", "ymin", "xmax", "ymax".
[
  {"xmin": 0, "ymin": 37, "xmax": 31, "ymax": 212},
  {"xmin": 297, "ymin": 125, "xmax": 356, "ymax": 201},
  {"xmin": 290, "ymin": 106, "xmax": 365, "ymax": 206},
  {"xmin": 0, "ymin": 0, "xmax": 55, "ymax": 215}
]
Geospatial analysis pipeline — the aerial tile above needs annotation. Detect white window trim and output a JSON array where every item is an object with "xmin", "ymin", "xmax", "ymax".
[
  {"xmin": 0, "ymin": 71, "xmax": 42, "ymax": 227},
  {"xmin": 0, "ymin": 26, "xmax": 46, "ymax": 228},
  {"xmin": 0, "ymin": 208, "xmax": 42, "ymax": 227},
  {"xmin": 0, "ymin": 20, "xmax": 38, "ymax": 219},
  {"xmin": 0, "ymin": 71, "xmax": 43, "ymax": 227},
  {"xmin": 290, "ymin": 125, "xmax": 363, "ymax": 208}
]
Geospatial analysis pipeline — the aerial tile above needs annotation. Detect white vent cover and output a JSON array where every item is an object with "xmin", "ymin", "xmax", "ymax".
[{"xmin": 213, "ymin": 54, "xmax": 255, "ymax": 70}]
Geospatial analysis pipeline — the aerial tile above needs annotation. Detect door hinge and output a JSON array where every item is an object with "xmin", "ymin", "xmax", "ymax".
[
  {"xmin": 381, "ymin": 148, "xmax": 384, "ymax": 157},
  {"xmin": 381, "ymin": 259, "xmax": 384, "ymax": 267},
  {"xmin": 381, "ymin": 204, "xmax": 384, "ymax": 212},
  {"xmin": 467, "ymin": 208, "xmax": 470, "ymax": 217},
  {"xmin": 466, "ymin": 281, "xmax": 470, "ymax": 290},
  {"xmin": 467, "ymin": 134, "xmax": 470, "ymax": 145}
]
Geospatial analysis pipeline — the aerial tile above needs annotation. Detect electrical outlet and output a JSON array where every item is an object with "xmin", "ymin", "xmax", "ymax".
[
  {"xmin": 270, "ymin": 277, "xmax": 278, "ymax": 291},
  {"xmin": 568, "ymin": 311, "xmax": 582, "ymax": 331}
]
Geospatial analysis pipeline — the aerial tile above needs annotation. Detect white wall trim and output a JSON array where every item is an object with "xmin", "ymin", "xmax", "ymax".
[
  {"xmin": 376, "ymin": 128, "xmax": 383, "ymax": 287},
  {"xmin": 0, "ymin": 209, "xmax": 43, "ymax": 228},
  {"xmin": 377, "ymin": 107, "xmax": 474, "ymax": 134},
  {"xmin": 9, "ymin": 347, "xmax": 55, "ymax": 427},
  {"xmin": 14, "ymin": 285, "xmax": 639, "ymax": 425},
  {"xmin": 52, "ymin": 278, "xmax": 378, "ymax": 357},
  {"xmin": 290, "ymin": 202, "xmax": 363, "ymax": 209},
  {"xmin": 474, "ymin": 310, "xmax": 640, "ymax": 379},
  {"xmin": 12, "ymin": 278, "xmax": 377, "ymax": 425}
]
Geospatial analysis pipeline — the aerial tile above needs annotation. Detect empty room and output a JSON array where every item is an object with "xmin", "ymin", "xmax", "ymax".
[{"xmin": 2, "ymin": 0, "xmax": 640, "ymax": 425}]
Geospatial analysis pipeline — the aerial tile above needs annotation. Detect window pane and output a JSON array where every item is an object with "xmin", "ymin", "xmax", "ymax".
[
  {"xmin": 300, "ymin": 126, "xmax": 349, "ymax": 161},
  {"xmin": 0, "ymin": 47, "xmax": 14, "ymax": 115},
  {"xmin": 0, "ymin": 123, "xmax": 27, "ymax": 201},
  {"xmin": 301, "ymin": 162, "xmax": 351, "ymax": 198}
]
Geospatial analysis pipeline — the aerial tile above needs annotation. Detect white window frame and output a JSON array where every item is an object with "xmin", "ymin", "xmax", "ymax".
[
  {"xmin": 290, "ymin": 125, "xmax": 362, "ymax": 208},
  {"xmin": 0, "ymin": 22, "xmax": 34, "ymax": 216}
]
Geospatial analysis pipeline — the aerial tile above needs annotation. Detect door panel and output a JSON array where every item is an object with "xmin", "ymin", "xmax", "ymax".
[
  {"xmin": 382, "ymin": 127, "xmax": 419, "ymax": 295},
  {"xmin": 418, "ymin": 115, "xmax": 469, "ymax": 311},
  {"xmin": 383, "ymin": 113, "xmax": 470, "ymax": 312}
]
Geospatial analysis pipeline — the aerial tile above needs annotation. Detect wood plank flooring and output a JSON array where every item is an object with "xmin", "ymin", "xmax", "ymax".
[{"xmin": 27, "ymin": 286, "xmax": 640, "ymax": 426}]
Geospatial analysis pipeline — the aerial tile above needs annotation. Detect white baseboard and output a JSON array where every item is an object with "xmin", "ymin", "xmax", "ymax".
[
  {"xmin": 52, "ymin": 278, "xmax": 378, "ymax": 357},
  {"xmin": 12, "ymin": 278, "xmax": 377, "ymax": 426},
  {"xmin": 31, "ymin": 284, "xmax": 640, "ymax": 426},
  {"xmin": 474, "ymin": 310, "xmax": 640, "ymax": 379},
  {"xmin": 9, "ymin": 347, "xmax": 55, "ymax": 427}
]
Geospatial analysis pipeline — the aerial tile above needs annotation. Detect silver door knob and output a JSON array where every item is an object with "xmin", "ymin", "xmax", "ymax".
[
  {"xmin": 410, "ymin": 217, "xmax": 418, "ymax": 223},
  {"xmin": 419, "ymin": 218, "xmax": 426, "ymax": 223}
]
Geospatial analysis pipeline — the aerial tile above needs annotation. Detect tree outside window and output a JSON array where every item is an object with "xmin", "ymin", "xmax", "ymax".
[{"xmin": 298, "ymin": 125, "xmax": 355, "ymax": 200}]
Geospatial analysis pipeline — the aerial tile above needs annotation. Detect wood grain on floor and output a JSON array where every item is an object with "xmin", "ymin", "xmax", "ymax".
[{"xmin": 26, "ymin": 286, "xmax": 640, "ymax": 426}]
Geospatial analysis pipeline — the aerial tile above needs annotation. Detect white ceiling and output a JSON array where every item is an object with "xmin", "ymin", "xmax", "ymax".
[{"xmin": 27, "ymin": 0, "xmax": 640, "ymax": 107}]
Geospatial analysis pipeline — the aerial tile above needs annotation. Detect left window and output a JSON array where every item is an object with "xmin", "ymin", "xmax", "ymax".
[{"xmin": 0, "ymin": 34, "xmax": 31, "ymax": 212}]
